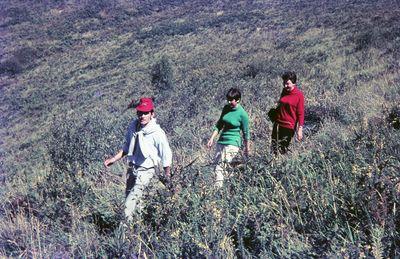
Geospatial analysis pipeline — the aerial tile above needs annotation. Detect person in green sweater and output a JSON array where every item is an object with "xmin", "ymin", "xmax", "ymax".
[{"xmin": 207, "ymin": 88, "xmax": 250, "ymax": 187}]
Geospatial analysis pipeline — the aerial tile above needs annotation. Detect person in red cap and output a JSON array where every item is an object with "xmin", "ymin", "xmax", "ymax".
[
  {"xmin": 104, "ymin": 97, "xmax": 172, "ymax": 221},
  {"xmin": 271, "ymin": 71, "xmax": 305, "ymax": 154}
]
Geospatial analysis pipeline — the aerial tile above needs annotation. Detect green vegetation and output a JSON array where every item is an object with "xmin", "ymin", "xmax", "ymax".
[{"xmin": 1, "ymin": 0, "xmax": 399, "ymax": 257}]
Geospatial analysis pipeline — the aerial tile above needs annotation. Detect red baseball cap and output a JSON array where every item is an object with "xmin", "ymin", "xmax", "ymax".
[{"xmin": 136, "ymin": 98, "xmax": 154, "ymax": 112}]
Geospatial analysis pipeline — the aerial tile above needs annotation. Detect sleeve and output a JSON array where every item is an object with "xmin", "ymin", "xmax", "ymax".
[
  {"xmin": 121, "ymin": 120, "xmax": 136, "ymax": 154},
  {"xmin": 241, "ymin": 110, "xmax": 251, "ymax": 140},
  {"xmin": 213, "ymin": 105, "xmax": 228, "ymax": 132},
  {"xmin": 157, "ymin": 130, "xmax": 173, "ymax": 168},
  {"xmin": 296, "ymin": 92, "xmax": 305, "ymax": 126}
]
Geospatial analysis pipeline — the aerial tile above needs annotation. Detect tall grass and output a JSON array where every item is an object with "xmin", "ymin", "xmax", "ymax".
[{"xmin": 1, "ymin": 0, "xmax": 399, "ymax": 257}]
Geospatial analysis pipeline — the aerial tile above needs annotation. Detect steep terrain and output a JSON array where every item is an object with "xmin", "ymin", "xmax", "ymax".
[{"xmin": 1, "ymin": 0, "xmax": 399, "ymax": 257}]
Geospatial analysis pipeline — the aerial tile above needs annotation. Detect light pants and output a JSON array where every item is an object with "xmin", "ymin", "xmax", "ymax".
[
  {"xmin": 214, "ymin": 144, "xmax": 240, "ymax": 188},
  {"xmin": 125, "ymin": 166, "xmax": 155, "ymax": 221}
]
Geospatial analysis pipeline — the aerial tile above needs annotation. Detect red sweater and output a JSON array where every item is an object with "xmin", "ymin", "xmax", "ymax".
[{"xmin": 276, "ymin": 86, "xmax": 305, "ymax": 130}]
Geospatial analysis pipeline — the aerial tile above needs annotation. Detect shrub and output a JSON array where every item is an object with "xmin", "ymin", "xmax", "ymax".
[
  {"xmin": 39, "ymin": 109, "xmax": 126, "ymax": 229},
  {"xmin": 304, "ymin": 50, "xmax": 328, "ymax": 64},
  {"xmin": 241, "ymin": 60, "xmax": 283, "ymax": 79},
  {"xmin": 387, "ymin": 105, "xmax": 400, "ymax": 130},
  {"xmin": 151, "ymin": 55, "xmax": 174, "ymax": 92},
  {"xmin": 0, "ymin": 47, "xmax": 40, "ymax": 75},
  {"xmin": 354, "ymin": 31, "xmax": 374, "ymax": 51},
  {"xmin": 0, "ymin": 59, "xmax": 22, "ymax": 75},
  {"xmin": 4, "ymin": 6, "xmax": 31, "ymax": 26},
  {"xmin": 2, "ymin": 0, "xmax": 400, "ymax": 257},
  {"xmin": 305, "ymin": 104, "xmax": 341, "ymax": 128},
  {"xmin": 78, "ymin": 0, "xmax": 116, "ymax": 19},
  {"xmin": 136, "ymin": 19, "xmax": 196, "ymax": 41},
  {"xmin": 46, "ymin": 109, "xmax": 125, "ymax": 174},
  {"xmin": 0, "ymin": 109, "xmax": 128, "ymax": 254}
]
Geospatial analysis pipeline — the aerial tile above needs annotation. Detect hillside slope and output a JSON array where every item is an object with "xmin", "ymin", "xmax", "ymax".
[{"xmin": 1, "ymin": 0, "xmax": 399, "ymax": 257}]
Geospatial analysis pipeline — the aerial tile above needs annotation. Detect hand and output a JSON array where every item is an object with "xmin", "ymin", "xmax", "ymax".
[
  {"xmin": 164, "ymin": 167, "xmax": 171, "ymax": 178},
  {"xmin": 104, "ymin": 157, "xmax": 114, "ymax": 167},
  {"xmin": 161, "ymin": 167, "xmax": 173, "ymax": 191},
  {"xmin": 245, "ymin": 140, "xmax": 251, "ymax": 157},
  {"xmin": 104, "ymin": 150, "xmax": 123, "ymax": 168},
  {"xmin": 207, "ymin": 138, "xmax": 214, "ymax": 148},
  {"xmin": 297, "ymin": 127, "xmax": 303, "ymax": 141}
]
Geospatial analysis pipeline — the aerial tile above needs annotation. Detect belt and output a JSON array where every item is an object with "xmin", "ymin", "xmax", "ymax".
[{"xmin": 128, "ymin": 161, "xmax": 154, "ymax": 170}]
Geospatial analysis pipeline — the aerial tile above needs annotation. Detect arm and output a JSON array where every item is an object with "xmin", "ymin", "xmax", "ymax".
[
  {"xmin": 156, "ymin": 133, "xmax": 173, "ymax": 188},
  {"xmin": 157, "ymin": 130, "xmax": 173, "ymax": 177},
  {"xmin": 207, "ymin": 130, "xmax": 219, "ymax": 148},
  {"xmin": 296, "ymin": 93, "xmax": 305, "ymax": 141},
  {"xmin": 207, "ymin": 106, "xmax": 227, "ymax": 148},
  {"xmin": 296, "ymin": 125, "xmax": 303, "ymax": 141},
  {"xmin": 243, "ymin": 139, "xmax": 250, "ymax": 157},
  {"xmin": 104, "ymin": 120, "xmax": 136, "ymax": 167},
  {"xmin": 241, "ymin": 110, "xmax": 251, "ymax": 156},
  {"xmin": 104, "ymin": 150, "xmax": 125, "ymax": 167}
]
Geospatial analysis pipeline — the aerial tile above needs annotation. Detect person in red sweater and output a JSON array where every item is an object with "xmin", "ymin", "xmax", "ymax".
[{"xmin": 271, "ymin": 71, "xmax": 305, "ymax": 154}]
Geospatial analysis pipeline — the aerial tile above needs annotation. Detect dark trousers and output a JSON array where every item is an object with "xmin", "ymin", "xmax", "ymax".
[{"xmin": 271, "ymin": 123, "xmax": 295, "ymax": 155}]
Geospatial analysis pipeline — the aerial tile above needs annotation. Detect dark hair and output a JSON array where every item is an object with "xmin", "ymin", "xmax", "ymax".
[
  {"xmin": 226, "ymin": 88, "xmax": 241, "ymax": 101},
  {"xmin": 282, "ymin": 71, "xmax": 297, "ymax": 84}
]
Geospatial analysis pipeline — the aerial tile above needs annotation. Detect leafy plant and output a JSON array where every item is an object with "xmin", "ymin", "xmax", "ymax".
[
  {"xmin": 1, "ymin": 0, "xmax": 400, "ymax": 257},
  {"xmin": 151, "ymin": 55, "xmax": 174, "ymax": 92}
]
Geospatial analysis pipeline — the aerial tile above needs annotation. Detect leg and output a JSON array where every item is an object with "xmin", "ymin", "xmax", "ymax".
[
  {"xmin": 124, "ymin": 167, "xmax": 155, "ymax": 221},
  {"xmin": 271, "ymin": 124, "xmax": 294, "ymax": 155},
  {"xmin": 277, "ymin": 126, "xmax": 294, "ymax": 154},
  {"xmin": 125, "ymin": 166, "xmax": 136, "ymax": 198},
  {"xmin": 271, "ymin": 123, "xmax": 279, "ymax": 155},
  {"xmin": 213, "ymin": 144, "xmax": 239, "ymax": 187}
]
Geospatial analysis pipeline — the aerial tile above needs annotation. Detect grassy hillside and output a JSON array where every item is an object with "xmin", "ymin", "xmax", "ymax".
[{"xmin": 1, "ymin": 0, "xmax": 399, "ymax": 257}]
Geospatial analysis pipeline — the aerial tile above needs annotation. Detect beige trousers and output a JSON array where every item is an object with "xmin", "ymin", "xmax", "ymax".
[
  {"xmin": 213, "ymin": 144, "xmax": 240, "ymax": 188},
  {"xmin": 125, "ymin": 166, "xmax": 155, "ymax": 221}
]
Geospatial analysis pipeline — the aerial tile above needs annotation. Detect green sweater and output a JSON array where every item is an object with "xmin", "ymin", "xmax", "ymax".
[{"xmin": 213, "ymin": 104, "xmax": 250, "ymax": 147}]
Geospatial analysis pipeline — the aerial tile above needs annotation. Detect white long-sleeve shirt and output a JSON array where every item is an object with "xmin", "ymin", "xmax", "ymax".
[{"xmin": 122, "ymin": 118, "xmax": 172, "ymax": 168}]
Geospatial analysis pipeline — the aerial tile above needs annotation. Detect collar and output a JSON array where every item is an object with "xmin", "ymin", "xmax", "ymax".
[{"xmin": 284, "ymin": 85, "xmax": 298, "ymax": 95}]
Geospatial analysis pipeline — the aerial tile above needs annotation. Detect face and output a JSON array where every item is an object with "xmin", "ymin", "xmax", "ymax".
[
  {"xmin": 283, "ymin": 79, "xmax": 295, "ymax": 92},
  {"xmin": 137, "ymin": 111, "xmax": 153, "ymax": 126},
  {"xmin": 227, "ymin": 98, "xmax": 240, "ymax": 108}
]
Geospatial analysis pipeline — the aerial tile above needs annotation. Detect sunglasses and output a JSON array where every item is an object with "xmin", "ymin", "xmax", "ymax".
[{"xmin": 137, "ymin": 111, "xmax": 151, "ymax": 116}]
